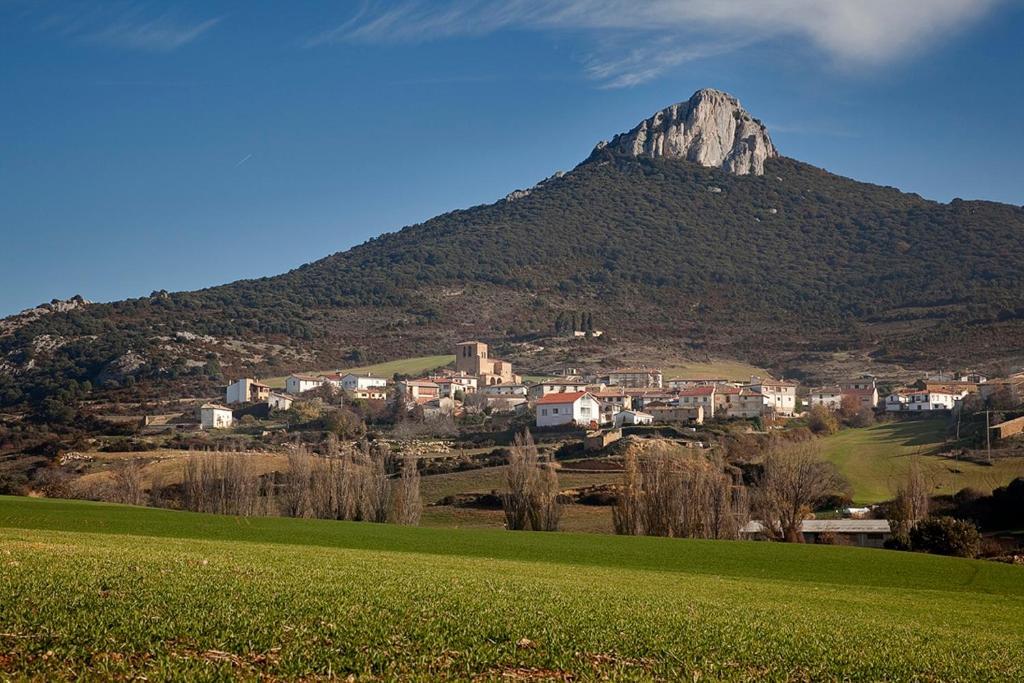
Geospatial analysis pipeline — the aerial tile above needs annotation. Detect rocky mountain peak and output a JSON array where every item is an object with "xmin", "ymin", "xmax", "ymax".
[{"xmin": 591, "ymin": 88, "xmax": 777, "ymax": 175}]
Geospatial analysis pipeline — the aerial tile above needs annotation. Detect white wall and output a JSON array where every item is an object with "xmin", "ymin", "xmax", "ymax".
[
  {"xmin": 201, "ymin": 408, "xmax": 233, "ymax": 429},
  {"xmin": 536, "ymin": 396, "xmax": 601, "ymax": 427},
  {"xmin": 225, "ymin": 379, "xmax": 248, "ymax": 405},
  {"xmin": 342, "ymin": 375, "xmax": 387, "ymax": 391}
]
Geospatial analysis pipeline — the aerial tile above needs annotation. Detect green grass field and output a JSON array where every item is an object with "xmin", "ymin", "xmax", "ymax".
[
  {"xmin": 265, "ymin": 355, "xmax": 456, "ymax": 389},
  {"xmin": 2, "ymin": 496, "xmax": 1023, "ymax": 680},
  {"xmin": 419, "ymin": 465, "xmax": 620, "ymax": 533},
  {"xmin": 821, "ymin": 420, "xmax": 1024, "ymax": 504}
]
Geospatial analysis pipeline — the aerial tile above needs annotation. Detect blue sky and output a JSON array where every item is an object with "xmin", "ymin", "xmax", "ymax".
[{"xmin": 2, "ymin": 0, "xmax": 1022, "ymax": 316}]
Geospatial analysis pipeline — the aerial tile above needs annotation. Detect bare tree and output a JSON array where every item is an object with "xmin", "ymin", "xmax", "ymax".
[
  {"xmin": 112, "ymin": 460, "xmax": 145, "ymax": 506},
  {"xmin": 392, "ymin": 455, "xmax": 422, "ymax": 525},
  {"xmin": 281, "ymin": 450, "xmax": 314, "ymax": 518},
  {"xmin": 754, "ymin": 441, "xmax": 847, "ymax": 542},
  {"xmin": 613, "ymin": 452, "xmax": 643, "ymax": 535},
  {"xmin": 181, "ymin": 453, "xmax": 261, "ymax": 516},
  {"xmin": 528, "ymin": 451, "xmax": 562, "ymax": 532},
  {"xmin": 890, "ymin": 456, "xmax": 930, "ymax": 539},
  {"xmin": 502, "ymin": 431, "xmax": 535, "ymax": 530},
  {"xmin": 358, "ymin": 441, "xmax": 391, "ymax": 523}
]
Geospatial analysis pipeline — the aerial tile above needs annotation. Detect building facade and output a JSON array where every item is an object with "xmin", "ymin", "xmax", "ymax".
[
  {"xmin": 225, "ymin": 378, "xmax": 271, "ymax": 405},
  {"xmin": 535, "ymin": 391, "xmax": 602, "ymax": 428}
]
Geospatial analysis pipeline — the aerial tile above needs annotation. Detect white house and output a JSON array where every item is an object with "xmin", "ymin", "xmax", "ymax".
[
  {"xmin": 607, "ymin": 368, "xmax": 663, "ymax": 389},
  {"xmin": 225, "ymin": 378, "xmax": 271, "ymax": 405},
  {"xmin": 666, "ymin": 377, "xmax": 729, "ymax": 390},
  {"xmin": 434, "ymin": 374, "xmax": 478, "ymax": 398},
  {"xmin": 807, "ymin": 386, "xmax": 844, "ymax": 410},
  {"xmin": 811, "ymin": 383, "xmax": 879, "ymax": 410},
  {"xmin": 613, "ymin": 410, "xmax": 654, "ymax": 428},
  {"xmin": 318, "ymin": 373, "xmax": 345, "ymax": 388},
  {"xmin": 482, "ymin": 383, "xmax": 528, "ymax": 397},
  {"xmin": 677, "ymin": 385, "xmax": 718, "ymax": 415},
  {"xmin": 397, "ymin": 379, "xmax": 440, "ymax": 404},
  {"xmin": 527, "ymin": 380, "xmax": 592, "ymax": 400},
  {"xmin": 885, "ymin": 388, "xmax": 966, "ymax": 412},
  {"xmin": 535, "ymin": 391, "xmax": 601, "ymax": 428},
  {"xmin": 350, "ymin": 387, "xmax": 388, "ymax": 401},
  {"xmin": 341, "ymin": 373, "xmax": 388, "ymax": 392},
  {"xmin": 745, "ymin": 377, "xmax": 798, "ymax": 416},
  {"xmin": 286, "ymin": 374, "xmax": 326, "ymax": 395},
  {"xmin": 200, "ymin": 404, "xmax": 233, "ymax": 429},
  {"xmin": 267, "ymin": 393, "xmax": 294, "ymax": 411}
]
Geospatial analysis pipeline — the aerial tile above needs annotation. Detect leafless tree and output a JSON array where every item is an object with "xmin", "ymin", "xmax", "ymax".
[
  {"xmin": 754, "ymin": 441, "xmax": 847, "ymax": 542},
  {"xmin": 612, "ymin": 451, "xmax": 643, "ymax": 535},
  {"xmin": 281, "ymin": 450, "xmax": 315, "ymax": 518},
  {"xmin": 503, "ymin": 431, "xmax": 534, "ymax": 530},
  {"xmin": 392, "ymin": 455, "xmax": 422, "ymax": 525},
  {"xmin": 112, "ymin": 460, "xmax": 145, "ymax": 506},
  {"xmin": 501, "ymin": 430, "xmax": 560, "ymax": 531},
  {"xmin": 528, "ymin": 451, "xmax": 562, "ymax": 532},
  {"xmin": 890, "ymin": 456, "xmax": 930, "ymax": 538},
  {"xmin": 358, "ymin": 441, "xmax": 391, "ymax": 523},
  {"xmin": 181, "ymin": 453, "xmax": 261, "ymax": 516},
  {"xmin": 613, "ymin": 444, "xmax": 748, "ymax": 539}
]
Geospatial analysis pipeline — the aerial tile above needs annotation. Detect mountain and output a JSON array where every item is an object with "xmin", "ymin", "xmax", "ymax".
[
  {"xmin": 3, "ymin": 89, "xmax": 1024, "ymax": 407},
  {"xmin": 592, "ymin": 89, "xmax": 776, "ymax": 175}
]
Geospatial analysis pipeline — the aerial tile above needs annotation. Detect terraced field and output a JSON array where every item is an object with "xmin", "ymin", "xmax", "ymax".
[{"xmin": 2, "ymin": 496, "xmax": 1023, "ymax": 680}]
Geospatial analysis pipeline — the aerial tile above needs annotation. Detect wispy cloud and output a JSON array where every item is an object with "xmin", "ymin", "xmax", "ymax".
[
  {"xmin": 84, "ymin": 14, "xmax": 221, "ymax": 52},
  {"xmin": 25, "ymin": 3, "xmax": 221, "ymax": 52},
  {"xmin": 311, "ymin": 0, "xmax": 1002, "ymax": 87}
]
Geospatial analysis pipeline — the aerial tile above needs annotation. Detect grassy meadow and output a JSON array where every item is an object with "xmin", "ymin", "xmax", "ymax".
[
  {"xmin": 2, "ymin": 496, "xmax": 1023, "ymax": 680},
  {"xmin": 820, "ymin": 420, "xmax": 1024, "ymax": 504}
]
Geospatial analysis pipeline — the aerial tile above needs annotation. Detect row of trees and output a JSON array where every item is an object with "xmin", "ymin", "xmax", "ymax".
[
  {"xmin": 110, "ymin": 442, "xmax": 422, "ymax": 526},
  {"xmin": 503, "ymin": 431, "xmax": 561, "ymax": 531},
  {"xmin": 613, "ymin": 445, "xmax": 748, "ymax": 539},
  {"xmin": 497, "ymin": 430, "xmax": 848, "ymax": 542}
]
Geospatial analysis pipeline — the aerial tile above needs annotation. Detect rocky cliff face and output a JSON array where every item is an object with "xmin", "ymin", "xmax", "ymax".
[{"xmin": 592, "ymin": 89, "xmax": 777, "ymax": 175}]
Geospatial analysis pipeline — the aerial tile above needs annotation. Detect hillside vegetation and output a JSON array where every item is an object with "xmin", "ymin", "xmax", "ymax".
[
  {"xmin": 3, "ymin": 153, "xmax": 1024, "ymax": 407},
  {"xmin": 2, "ymin": 496, "xmax": 1023, "ymax": 680}
]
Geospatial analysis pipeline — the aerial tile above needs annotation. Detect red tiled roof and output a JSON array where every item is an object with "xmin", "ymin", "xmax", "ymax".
[
  {"xmin": 678, "ymin": 386, "xmax": 716, "ymax": 397},
  {"xmin": 536, "ymin": 391, "xmax": 589, "ymax": 405},
  {"xmin": 715, "ymin": 385, "xmax": 741, "ymax": 395}
]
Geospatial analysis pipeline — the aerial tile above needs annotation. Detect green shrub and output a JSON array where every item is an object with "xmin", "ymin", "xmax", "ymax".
[{"xmin": 910, "ymin": 516, "xmax": 981, "ymax": 558}]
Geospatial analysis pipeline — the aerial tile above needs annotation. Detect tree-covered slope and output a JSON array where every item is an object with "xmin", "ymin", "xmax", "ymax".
[{"xmin": 3, "ymin": 153, "xmax": 1024, "ymax": 406}]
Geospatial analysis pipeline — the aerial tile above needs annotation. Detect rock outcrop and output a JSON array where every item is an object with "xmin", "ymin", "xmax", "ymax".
[{"xmin": 591, "ymin": 89, "xmax": 777, "ymax": 175}]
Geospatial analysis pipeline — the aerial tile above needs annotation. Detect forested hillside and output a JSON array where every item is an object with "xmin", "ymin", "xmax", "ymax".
[{"xmin": 3, "ymin": 152, "xmax": 1024, "ymax": 407}]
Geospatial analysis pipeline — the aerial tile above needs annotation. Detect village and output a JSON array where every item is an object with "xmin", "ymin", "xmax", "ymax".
[{"xmin": 202, "ymin": 340, "xmax": 1024, "ymax": 442}]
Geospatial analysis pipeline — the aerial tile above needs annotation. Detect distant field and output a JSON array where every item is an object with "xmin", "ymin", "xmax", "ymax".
[
  {"xmin": 1, "ymin": 496, "xmax": 1022, "ymax": 680},
  {"xmin": 821, "ymin": 420, "xmax": 1024, "ymax": 504},
  {"xmin": 264, "ymin": 355, "xmax": 455, "ymax": 389}
]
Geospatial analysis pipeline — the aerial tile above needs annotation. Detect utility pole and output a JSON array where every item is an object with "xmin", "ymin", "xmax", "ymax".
[{"xmin": 985, "ymin": 409, "xmax": 992, "ymax": 464}]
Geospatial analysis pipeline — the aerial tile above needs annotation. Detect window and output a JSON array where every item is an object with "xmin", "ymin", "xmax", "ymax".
[
  {"xmin": 581, "ymin": 406, "xmax": 591, "ymax": 416},
  {"xmin": 541, "ymin": 409, "xmax": 548, "ymax": 416},
  {"xmin": 553, "ymin": 408, "xmax": 559, "ymax": 414}
]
